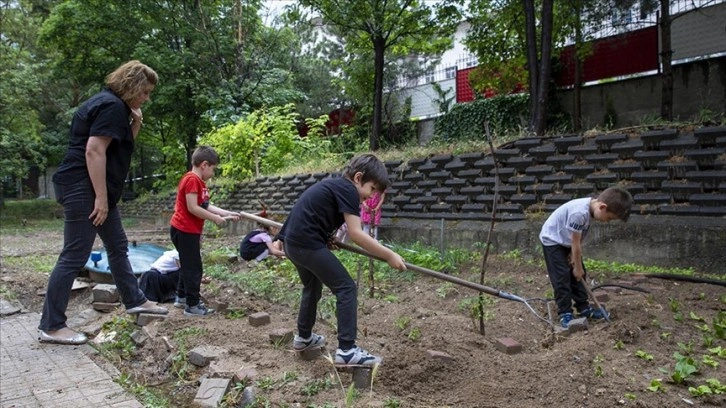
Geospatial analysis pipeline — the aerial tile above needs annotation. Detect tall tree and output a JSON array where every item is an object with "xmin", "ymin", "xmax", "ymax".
[{"xmin": 296, "ymin": 0, "xmax": 462, "ymax": 150}]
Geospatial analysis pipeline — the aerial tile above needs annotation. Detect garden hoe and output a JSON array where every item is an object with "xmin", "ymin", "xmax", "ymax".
[
  {"xmin": 237, "ymin": 211, "xmax": 530, "ymax": 305},
  {"xmin": 582, "ymin": 278, "xmax": 610, "ymax": 323}
]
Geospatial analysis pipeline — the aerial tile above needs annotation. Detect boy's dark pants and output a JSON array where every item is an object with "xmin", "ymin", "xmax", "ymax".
[
  {"xmin": 170, "ymin": 226, "xmax": 203, "ymax": 307},
  {"xmin": 284, "ymin": 242, "xmax": 357, "ymax": 351},
  {"xmin": 542, "ymin": 244, "xmax": 589, "ymax": 316}
]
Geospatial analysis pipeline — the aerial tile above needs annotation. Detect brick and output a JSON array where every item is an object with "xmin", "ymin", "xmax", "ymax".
[
  {"xmin": 429, "ymin": 154, "xmax": 453, "ymax": 164},
  {"xmin": 458, "ymin": 152, "xmax": 484, "ymax": 163},
  {"xmin": 563, "ymin": 182, "xmax": 595, "ymax": 196},
  {"xmin": 443, "ymin": 195, "xmax": 468, "ymax": 205},
  {"xmin": 297, "ymin": 347, "xmax": 325, "ymax": 361},
  {"xmin": 659, "ymin": 136, "xmax": 699, "ymax": 155},
  {"xmin": 473, "ymin": 156, "xmax": 497, "ymax": 171},
  {"xmin": 584, "ymin": 153, "xmax": 619, "ymax": 166},
  {"xmin": 509, "ymin": 175, "xmax": 538, "ymax": 187},
  {"xmin": 431, "ymin": 187, "xmax": 453, "ymax": 196},
  {"xmin": 553, "ymin": 135, "xmax": 584, "ymax": 153},
  {"xmin": 657, "ymin": 160, "xmax": 698, "ymax": 178},
  {"xmin": 92, "ymin": 284, "xmax": 119, "ymax": 304},
  {"xmin": 658, "ymin": 204, "xmax": 701, "ymax": 216},
  {"xmin": 443, "ymin": 160, "xmax": 466, "ymax": 171},
  {"xmin": 417, "ymin": 180, "xmax": 438, "ymax": 189},
  {"xmin": 489, "ymin": 167, "xmax": 517, "ymax": 182},
  {"xmin": 594, "ymin": 133, "xmax": 628, "ymax": 150},
  {"xmin": 92, "ymin": 302, "xmax": 119, "ymax": 313},
  {"xmin": 633, "ymin": 150, "xmax": 671, "ymax": 170},
  {"xmin": 640, "ymin": 129, "xmax": 678, "ymax": 149},
  {"xmin": 542, "ymin": 174, "xmax": 574, "ymax": 185},
  {"xmin": 610, "ymin": 140, "xmax": 644, "ymax": 158},
  {"xmin": 568, "ymin": 144, "xmax": 599, "ymax": 158},
  {"xmin": 461, "ymin": 203, "xmax": 488, "ymax": 213},
  {"xmin": 404, "ymin": 173, "xmax": 424, "ymax": 182},
  {"xmin": 542, "ymin": 193, "xmax": 573, "ymax": 204},
  {"xmin": 694, "ymin": 126, "xmax": 726, "ymax": 146},
  {"xmin": 510, "ymin": 193, "xmax": 538, "ymax": 207},
  {"xmin": 457, "ymin": 169, "xmax": 481, "ymax": 179},
  {"xmin": 685, "ymin": 170, "xmax": 726, "ymax": 189},
  {"xmin": 407, "ymin": 157, "xmax": 427, "ymax": 169},
  {"xmin": 248, "ymin": 312, "xmax": 271, "ymax": 327},
  {"xmin": 507, "ymin": 156, "xmax": 534, "ymax": 170},
  {"xmin": 404, "ymin": 188, "xmax": 425, "ymax": 197},
  {"xmin": 352, "ymin": 367, "xmax": 373, "ymax": 389},
  {"xmin": 493, "ymin": 148, "xmax": 521, "ymax": 160},
  {"xmin": 546, "ymin": 155, "xmax": 576, "ymax": 170},
  {"xmin": 661, "ymin": 180, "xmax": 702, "ymax": 202},
  {"xmin": 633, "ymin": 193, "xmax": 672, "ymax": 205},
  {"xmin": 402, "ymin": 203, "xmax": 425, "ymax": 211},
  {"xmin": 525, "ymin": 164, "xmax": 555, "ymax": 179},
  {"xmin": 684, "ymin": 147, "xmax": 725, "ymax": 167},
  {"xmin": 631, "ymin": 171, "xmax": 668, "ymax": 190},
  {"xmin": 193, "ymin": 378, "xmax": 231, "ymax": 408},
  {"xmin": 415, "ymin": 196, "xmax": 439, "ymax": 205},
  {"xmin": 564, "ymin": 164, "xmax": 596, "ymax": 177},
  {"xmin": 524, "ymin": 183, "xmax": 555, "ymax": 198},
  {"xmin": 444, "ymin": 178, "xmax": 467, "ymax": 188},
  {"xmin": 529, "ymin": 145, "xmax": 557, "ymax": 162},
  {"xmin": 429, "ymin": 170, "xmax": 452, "ymax": 180},
  {"xmin": 384, "ymin": 160, "xmax": 403, "ymax": 170},
  {"xmin": 586, "ymin": 173, "xmax": 618, "ymax": 190},
  {"xmin": 495, "ymin": 337, "xmax": 523, "ymax": 354},
  {"xmin": 430, "ymin": 203, "xmax": 454, "ymax": 212},
  {"xmin": 268, "ymin": 328, "xmax": 293, "ymax": 346},
  {"xmin": 622, "ymin": 183, "xmax": 647, "ymax": 195},
  {"xmin": 689, "ymin": 193, "xmax": 726, "ymax": 207},
  {"xmin": 513, "ymin": 137, "xmax": 542, "ymax": 152},
  {"xmin": 460, "ymin": 186, "xmax": 486, "ymax": 196},
  {"xmin": 189, "ymin": 345, "xmax": 228, "ymax": 367}
]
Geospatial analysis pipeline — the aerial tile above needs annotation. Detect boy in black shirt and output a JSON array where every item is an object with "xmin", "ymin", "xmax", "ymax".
[{"xmin": 278, "ymin": 154, "xmax": 406, "ymax": 366}]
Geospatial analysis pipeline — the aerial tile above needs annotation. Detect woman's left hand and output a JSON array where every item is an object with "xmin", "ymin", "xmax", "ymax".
[{"xmin": 130, "ymin": 108, "xmax": 143, "ymax": 126}]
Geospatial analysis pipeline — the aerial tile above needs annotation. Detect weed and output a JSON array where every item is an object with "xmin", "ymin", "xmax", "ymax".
[
  {"xmin": 436, "ymin": 282, "xmax": 457, "ymax": 298},
  {"xmin": 171, "ymin": 327, "xmax": 207, "ymax": 380},
  {"xmin": 702, "ymin": 334, "xmax": 714, "ymax": 348},
  {"xmin": 115, "ymin": 372, "xmax": 170, "ymax": 407},
  {"xmin": 344, "ymin": 382, "xmax": 359, "ymax": 407},
  {"xmin": 93, "ymin": 316, "xmax": 137, "ymax": 360},
  {"xmin": 660, "ymin": 332, "xmax": 671, "ymax": 340},
  {"xmin": 256, "ymin": 376, "xmax": 276, "ymax": 391},
  {"xmin": 677, "ymin": 341, "xmax": 694, "ymax": 355},
  {"xmin": 593, "ymin": 355, "xmax": 604, "ymax": 377},
  {"xmin": 383, "ymin": 294, "xmax": 400, "ymax": 303},
  {"xmin": 707, "ymin": 346, "xmax": 725, "ymax": 358},
  {"xmin": 624, "ymin": 392, "xmax": 636, "ymax": 400},
  {"xmin": 394, "ymin": 316, "xmax": 411, "ymax": 331},
  {"xmin": 614, "ymin": 340, "xmax": 625, "ymax": 350},
  {"xmin": 458, "ymin": 295, "xmax": 495, "ymax": 325},
  {"xmin": 0, "ymin": 285, "xmax": 17, "ymax": 300},
  {"xmin": 2, "ymin": 255, "xmax": 58, "ymax": 274},
  {"xmin": 674, "ymin": 311, "xmax": 684, "ymax": 322},
  {"xmin": 407, "ymin": 327, "xmax": 422, "ymax": 341},
  {"xmin": 713, "ymin": 311, "xmax": 725, "ymax": 339},
  {"xmin": 225, "ymin": 308, "xmax": 246, "ymax": 319},
  {"xmin": 668, "ymin": 298, "xmax": 680, "ymax": 313},
  {"xmin": 301, "ymin": 377, "xmax": 332, "ymax": 396},
  {"xmin": 689, "ymin": 311, "xmax": 705, "ymax": 322},
  {"xmin": 281, "ymin": 370, "xmax": 298, "ymax": 385},
  {"xmin": 635, "ymin": 350, "xmax": 653, "ymax": 361},
  {"xmin": 384, "ymin": 399, "xmax": 402, "ymax": 408}
]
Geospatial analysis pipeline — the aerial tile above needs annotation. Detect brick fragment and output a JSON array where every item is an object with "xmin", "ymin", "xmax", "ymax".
[
  {"xmin": 248, "ymin": 312, "xmax": 271, "ymax": 327},
  {"xmin": 495, "ymin": 337, "xmax": 523, "ymax": 355},
  {"xmin": 426, "ymin": 350, "xmax": 455, "ymax": 362}
]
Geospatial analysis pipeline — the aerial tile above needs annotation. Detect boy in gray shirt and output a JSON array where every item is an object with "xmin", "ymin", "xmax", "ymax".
[{"xmin": 539, "ymin": 187, "xmax": 633, "ymax": 328}]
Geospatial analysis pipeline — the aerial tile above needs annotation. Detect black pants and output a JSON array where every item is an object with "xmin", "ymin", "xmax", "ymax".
[
  {"xmin": 170, "ymin": 226, "xmax": 203, "ymax": 307},
  {"xmin": 139, "ymin": 269, "xmax": 179, "ymax": 303},
  {"xmin": 284, "ymin": 242, "xmax": 357, "ymax": 350},
  {"xmin": 542, "ymin": 244, "xmax": 589, "ymax": 316}
]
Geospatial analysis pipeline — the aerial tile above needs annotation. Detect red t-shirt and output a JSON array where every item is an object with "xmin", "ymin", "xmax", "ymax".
[{"xmin": 170, "ymin": 171, "xmax": 209, "ymax": 234}]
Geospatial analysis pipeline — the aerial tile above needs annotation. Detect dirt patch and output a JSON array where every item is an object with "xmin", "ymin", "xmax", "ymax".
[{"xmin": 1, "ymin": 220, "xmax": 724, "ymax": 407}]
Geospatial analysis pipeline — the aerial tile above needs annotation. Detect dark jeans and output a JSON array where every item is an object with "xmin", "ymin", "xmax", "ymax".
[
  {"xmin": 284, "ymin": 242, "xmax": 357, "ymax": 350},
  {"xmin": 170, "ymin": 226, "xmax": 203, "ymax": 307},
  {"xmin": 39, "ymin": 181, "xmax": 147, "ymax": 332},
  {"xmin": 542, "ymin": 244, "xmax": 589, "ymax": 316}
]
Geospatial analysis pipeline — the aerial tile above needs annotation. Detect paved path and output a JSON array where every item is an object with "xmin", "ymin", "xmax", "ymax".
[{"xmin": 0, "ymin": 312, "xmax": 142, "ymax": 408}]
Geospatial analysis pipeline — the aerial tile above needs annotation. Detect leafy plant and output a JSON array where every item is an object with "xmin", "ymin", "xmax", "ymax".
[
  {"xmin": 668, "ymin": 298, "xmax": 680, "ymax": 313},
  {"xmin": 677, "ymin": 341, "xmax": 694, "ymax": 355},
  {"xmin": 614, "ymin": 340, "xmax": 625, "ymax": 350},
  {"xmin": 395, "ymin": 316, "xmax": 411, "ymax": 331},
  {"xmin": 407, "ymin": 327, "xmax": 422, "ymax": 341},
  {"xmin": 635, "ymin": 350, "xmax": 653, "ymax": 362},
  {"xmin": 688, "ymin": 379, "xmax": 726, "ymax": 397},
  {"xmin": 647, "ymin": 378, "xmax": 664, "ymax": 392},
  {"xmin": 301, "ymin": 378, "xmax": 332, "ymax": 397},
  {"xmin": 669, "ymin": 352, "xmax": 699, "ymax": 384},
  {"xmin": 701, "ymin": 355, "xmax": 718, "ymax": 368}
]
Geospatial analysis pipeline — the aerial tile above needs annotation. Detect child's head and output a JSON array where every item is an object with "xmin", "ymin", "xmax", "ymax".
[
  {"xmin": 191, "ymin": 145, "xmax": 219, "ymax": 180},
  {"xmin": 594, "ymin": 187, "xmax": 633, "ymax": 222},
  {"xmin": 343, "ymin": 154, "xmax": 390, "ymax": 191}
]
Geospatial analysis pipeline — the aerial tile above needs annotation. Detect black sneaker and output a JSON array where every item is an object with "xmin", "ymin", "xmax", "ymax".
[
  {"xmin": 559, "ymin": 312, "xmax": 574, "ymax": 328},
  {"xmin": 580, "ymin": 306, "xmax": 609, "ymax": 320},
  {"xmin": 183, "ymin": 303, "xmax": 215, "ymax": 316}
]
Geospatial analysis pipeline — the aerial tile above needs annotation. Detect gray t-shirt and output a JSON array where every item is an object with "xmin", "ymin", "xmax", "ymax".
[{"xmin": 539, "ymin": 197, "xmax": 592, "ymax": 247}]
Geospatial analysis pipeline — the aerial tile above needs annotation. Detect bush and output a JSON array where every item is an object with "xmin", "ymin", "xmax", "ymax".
[
  {"xmin": 0, "ymin": 199, "xmax": 61, "ymax": 221},
  {"xmin": 434, "ymin": 94, "xmax": 529, "ymax": 141}
]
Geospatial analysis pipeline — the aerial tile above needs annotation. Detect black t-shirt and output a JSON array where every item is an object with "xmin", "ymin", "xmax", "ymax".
[
  {"xmin": 279, "ymin": 177, "xmax": 360, "ymax": 249},
  {"xmin": 52, "ymin": 88, "xmax": 134, "ymax": 206}
]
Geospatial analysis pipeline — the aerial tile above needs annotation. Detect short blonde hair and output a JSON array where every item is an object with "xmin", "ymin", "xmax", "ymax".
[{"xmin": 105, "ymin": 60, "xmax": 158, "ymax": 104}]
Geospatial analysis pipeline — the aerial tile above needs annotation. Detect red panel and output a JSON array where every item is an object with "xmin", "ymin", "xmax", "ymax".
[
  {"xmin": 557, "ymin": 26, "xmax": 658, "ymax": 87},
  {"xmin": 456, "ymin": 67, "xmax": 476, "ymax": 103}
]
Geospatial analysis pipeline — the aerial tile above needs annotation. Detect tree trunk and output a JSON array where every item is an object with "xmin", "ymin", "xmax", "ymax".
[
  {"xmin": 659, "ymin": 1, "xmax": 673, "ymax": 121},
  {"xmin": 533, "ymin": 0, "xmax": 554, "ymax": 136},
  {"xmin": 371, "ymin": 37, "xmax": 386, "ymax": 151},
  {"xmin": 522, "ymin": 0, "xmax": 538, "ymax": 132}
]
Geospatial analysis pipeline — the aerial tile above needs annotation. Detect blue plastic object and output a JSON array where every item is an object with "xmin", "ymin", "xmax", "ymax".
[{"xmin": 84, "ymin": 242, "xmax": 167, "ymax": 283}]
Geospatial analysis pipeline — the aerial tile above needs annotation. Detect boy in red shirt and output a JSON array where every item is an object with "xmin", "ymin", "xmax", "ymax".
[{"xmin": 170, "ymin": 145, "xmax": 239, "ymax": 316}]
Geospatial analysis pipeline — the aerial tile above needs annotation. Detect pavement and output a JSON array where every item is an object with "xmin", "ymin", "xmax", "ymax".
[{"xmin": 0, "ymin": 311, "xmax": 143, "ymax": 408}]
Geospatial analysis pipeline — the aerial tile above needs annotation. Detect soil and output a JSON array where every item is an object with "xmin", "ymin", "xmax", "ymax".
[{"xmin": 1, "ymin": 219, "xmax": 724, "ymax": 408}]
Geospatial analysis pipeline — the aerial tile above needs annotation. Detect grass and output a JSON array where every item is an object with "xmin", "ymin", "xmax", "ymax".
[{"xmin": 2, "ymin": 255, "xmax": 58, "ymax": 274}]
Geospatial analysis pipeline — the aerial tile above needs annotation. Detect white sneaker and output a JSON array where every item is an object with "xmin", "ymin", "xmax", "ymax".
[
  {"xmin": 293, "ymin": 333, "xmax": 326, "ymax": 351},
  {"xmin": 335, "ymin": 346, "xmax": 382, "ymax": 366}
]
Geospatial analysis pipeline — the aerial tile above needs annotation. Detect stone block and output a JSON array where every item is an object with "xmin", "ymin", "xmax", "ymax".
[
  {"xmin": 248, "ymin": 312, "xmax": 271, "ymax": 327},
  {"xmin": 92, "ymin": 302, "xmax": 119, "ymax": 313},
  {"xmin": 495, "ymin": 338, "xmax": 522, "ymax": 355},
  {"xmin": 189, "ymin": 345, "xmax": 228, "ymax": 367},
  {"xmin": 92, "ymin": 284, "xmax": 119, "ymax": 303},
  {"xmin": 268, "ymin": 328, "xmax": 293, "ymax": 346},
  {"xmin": 352, "ymin": 367, "xmax": 373, "ymax": 389},
  {"xmin": 193, "ymin": 378, "xmax": 231, "ymax": 408},
  {"xmin": 297, "ymin": 347, "xmax": 325, "ymax": 361}
]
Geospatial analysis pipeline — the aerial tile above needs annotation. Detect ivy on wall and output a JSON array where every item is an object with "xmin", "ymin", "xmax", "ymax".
[{"xmin": 434, "ymin": 94, "xmax": 529, "ymax": 140}]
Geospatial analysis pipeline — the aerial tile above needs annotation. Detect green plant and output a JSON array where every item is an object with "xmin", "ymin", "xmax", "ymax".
[
  {"xmin": 407, "ymin": 327, "xmax": 422, "ymax": 341},
  {"xmin": 701, "ymin": 355, "xmax": 718, "ymax": 368},
  {"xmin": 593, "ymin": 355, "xmax": 604, "ymax": 377},
  {"xmin": 614, "ymin": 340, "xmax": 625, "ymax": 350},
  {"xmin": 688, "ymin": 378, "xmax": 726, "ymax": 397},
  {"xmin": 667, "ymin": 352, "xmax": 699, "ymax": 384},
  {"xmin": 384, "ymin": 399, "xmax": 402, "ymax": 408},
  {"xmin": 115, "ymin": 372, "xmax": 170, "ymax": 408},
  {"xmin": 689, "ymin": 311, "xmax": 705, "ymax": 322},
  {"xmin": 171, "ymin": 327, "xmax": 207, "ymax": 380},
  {"xmin": 256, "ymin": 376, "xmax": 276, "ymax": 391},
  {"xmin": 635, "ymin": 350, "xmax": 653, "ymax": 361},
  {"xmin": 300, "ymin": 377, "xmax": 332, "ymax": 397},
  {"xmin": 225, "ymin": 308, "xmax": 247, "ymax": 320},
  {"xmin": 708, "ymin": 346, "xmax": 726, "ymax": 358},
  {"xmin": 646, "ymin": 378, "xmax": 664, "ymax": 392},
  {"xmin": 436, "ymin": 282, "xmax": 457, "ymax": 298},
  {"xmin": 677, "ymin": 341, "xmax": 694, "ymax": 355},
  {"xmin": 624, "ymin": 392, "xmax": 636, "ymax": 400},
  {"xmin": 702, "ymin": 334, "xmax": 715, "ymax": 347},
  {"xmin": 395, "ymin": 316, "xmax": 411, "ymax": 331},
  {"xmin": 93, "ymin": 316, "xmax": 137, "ymax": 360},
  {"xmin": 660, "ymin": 332, "xmax": 671, "ymax": 340},
  {"xmin": 668, "ymin": 298, "xmax": 680, "ymax": 313},
  {"xmin": 713, "ymin": 311, "xmax": 726, "ymax": 339}
]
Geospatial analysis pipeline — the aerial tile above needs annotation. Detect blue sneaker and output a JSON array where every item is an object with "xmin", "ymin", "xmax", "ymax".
[
  {"xmin": 559, "ymin": 312, "xmax": 574, "ymax": 328},
  {"xmin": 580, "ymin": 306, "xmax": 609, "ymax": 320}
]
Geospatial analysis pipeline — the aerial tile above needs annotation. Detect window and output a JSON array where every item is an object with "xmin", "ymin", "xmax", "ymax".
[
  {"xmin": 425, "ymin": 69, "xmax": 434, "ymax": 83},
  {"xmin": 445, "ymin": 66, "xmax": 456, "ymax": 79}
]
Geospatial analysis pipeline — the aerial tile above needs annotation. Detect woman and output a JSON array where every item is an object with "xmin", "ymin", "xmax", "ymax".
[{"xmin": 39, "ymin": 60, "xmax": 167, "ymax": 345}]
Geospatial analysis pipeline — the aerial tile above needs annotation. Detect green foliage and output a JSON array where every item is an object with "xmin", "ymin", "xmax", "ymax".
[
  {"xmin": 115, "ymin": 372, "xmax": 170, "ymax": 408},
  {"xmin": 300, "ymin": 377, "xmax": 333, "ymax": 396},
  {"xmin": 584, "ymin": 259, "xmax": 695, "ymax": 276},
  {"xmin": 434, "ymin": 94, "xmax": 529, "ymax": 141},
  {"xmin": 689, "ymin": 379, "xmax": 726, "ymax": 397},
  {"xmin": 713, "ymin": 311, "xmax": 726, "ymax": 339},
  {"xmin": 200, "ymin": 104, "xmax": 328, "ymax": 180},
  {"xmin": 0, "ymin": 199, "xmax": 60, "ymax": 221},
  {"xmin": 668, "ymin": 352, "xmax": 699, "ymax": 384},
  {"xmin": 635, "ymin": 350, "xmax": 653, "ymax": 362},
  {"xmin": 647, "ymin": 378, "xmax": 664, "ymax": 392},
  {"xmin": 171, "ymin": 327, "xmax": 207, "ymax": 380},
  {"xmin": 95, "ymin": 316, "xmax": 137, "ymax": 360}
]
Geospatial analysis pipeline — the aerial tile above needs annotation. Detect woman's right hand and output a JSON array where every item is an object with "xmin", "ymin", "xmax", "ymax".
[
  {"xmin": 387, "ymin": 253, "xmax": 406, "ymax": 271},
  {"xmin": 89, "ymin": 196, "xmax": 109, "ymax": 226}
]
